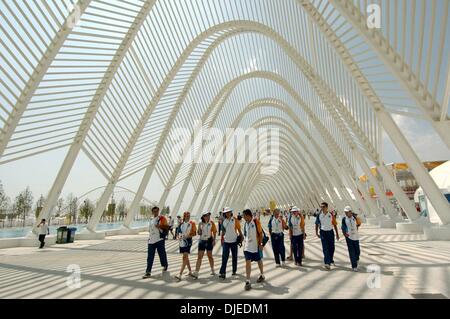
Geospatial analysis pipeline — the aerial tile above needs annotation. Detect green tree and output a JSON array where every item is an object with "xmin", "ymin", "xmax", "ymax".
[
  {"xmin": 161, "ymin": 206, "xmax": 170, "ymax": 216},
  {"xmin": 55, "ymin": 197, "xmax": 64, "ymax": 217},
  {"xmin": 79, "ymin": 199, "xmax": 94, "ymax": 222},
  {"xmin": 117, "ymin": 198, "xmax": 127, "ymax": 221},
  {"xmin": 35, "ymin": 195, "xmax": 45, "ymax": 218},
  {"xmin": 66, "ymin": 193, "xmax": 78, "ymax": 223},
  {"xmin": 13, "ymin": 187, "xmax": 33, "ymax": 227},
  {"xmin": 0, "ymin": 181, "xmax": 11, "ymax": 221}
]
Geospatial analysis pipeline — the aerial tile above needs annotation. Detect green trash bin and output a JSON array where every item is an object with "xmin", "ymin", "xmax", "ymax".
[
  {"xmin": 56, "ymin": 226, "xmax": 68, "ymax": 244},
  {"xmin": 67, "ymin": 227, "xmax": 77, "ymax": 243}
]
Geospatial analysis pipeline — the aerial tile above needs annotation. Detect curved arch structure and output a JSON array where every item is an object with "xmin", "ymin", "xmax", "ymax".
[{"xmin": 1, "ymin": 0, "xmax": 449, "ymax": 238}]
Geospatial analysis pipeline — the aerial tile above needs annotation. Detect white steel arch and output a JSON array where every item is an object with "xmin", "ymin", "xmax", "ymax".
[{"xmin": 0, "ymin": 0, "xmax": 449, "ymax": 235}]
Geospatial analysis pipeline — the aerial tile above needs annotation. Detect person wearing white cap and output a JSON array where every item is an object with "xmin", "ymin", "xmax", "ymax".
[
  {"xmin": 288, "ymin": 206, "xmax": 306, "ymax": 266},
  {"xmin": 219, "ymin": 207, "xmax": 243, "ymax": 279},
  {"xmin": 341, "ymin": 206, "xmax": 361, "ymax": 271},
  {"xmin": 315, "ymin": 202, "xmax": 339, "ymax": 270},
  {"xmin": 192, "ymin": 212, "xmax": 217, "ymax": 278}
]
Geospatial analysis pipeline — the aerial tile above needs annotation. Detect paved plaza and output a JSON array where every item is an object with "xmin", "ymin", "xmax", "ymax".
[{"xmin": 1, "ymin": 218, "xmax": 449, "ymax": 299}]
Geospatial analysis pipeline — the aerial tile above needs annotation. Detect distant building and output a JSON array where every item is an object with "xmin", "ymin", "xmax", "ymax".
[{"xmin": 359, "ymin": 161, "xmax": 446, "ymax": 204}]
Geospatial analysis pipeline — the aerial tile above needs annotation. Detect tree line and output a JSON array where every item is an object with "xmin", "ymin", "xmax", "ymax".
[{"xmin": 0, "ymin": 180, "xmax": 169, "ymax": 227}]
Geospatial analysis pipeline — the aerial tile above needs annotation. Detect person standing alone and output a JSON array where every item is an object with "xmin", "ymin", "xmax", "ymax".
[{"xmin": 37, "ymin": 219, "xmax": 49, "ymax": 249}]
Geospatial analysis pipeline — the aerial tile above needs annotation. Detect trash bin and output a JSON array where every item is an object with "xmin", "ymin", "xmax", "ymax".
[
  {"xmin": 67, "ymin": 227, "xmax": 77, "ymax": 243},
  {"xmin": 56, "ymin": 226, "xmax": 68, "ymax": 244}
]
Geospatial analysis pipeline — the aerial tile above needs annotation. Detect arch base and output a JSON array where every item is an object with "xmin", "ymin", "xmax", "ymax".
[{"xmin": 424, "ymin": 225, "xmax": 450, "ymax": 241}]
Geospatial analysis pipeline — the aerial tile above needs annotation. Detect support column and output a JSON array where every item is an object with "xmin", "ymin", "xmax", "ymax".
[
  {"xmin": 377, "ymin": 110, "xmax": 450, "ymax": 224},
  {"xmin": 123, "ymin": 164, "xmax": 155, "ymax": 228},
  {"xmin": 354, "ymin": 150, "xmax": 399, "ymax": 219},
  {"xmin": 376, "ymin": 163, "xmax": 419, "ymax": 221}
]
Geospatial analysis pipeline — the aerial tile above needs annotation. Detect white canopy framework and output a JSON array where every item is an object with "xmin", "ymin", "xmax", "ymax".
[{"xmin": 0, "ymin": 0, "xmax": 449, "ymax": 233}]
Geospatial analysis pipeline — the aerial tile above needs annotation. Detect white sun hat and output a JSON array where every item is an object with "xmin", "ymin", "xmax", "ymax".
[
  {"xmin": 222, "ymin": 207, "xmax": 233, "ymax": 213},
  {"xmin": 291, "ymin": 206, "xmax": 300, "ymax": 212},
  {"xmin": 344, "ymin": 206, "xmax": 352, "ymax": 212}
]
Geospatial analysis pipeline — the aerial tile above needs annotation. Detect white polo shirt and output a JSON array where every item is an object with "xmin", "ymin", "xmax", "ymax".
[
  {"xmin": 222, "ymin": 217, "xmax": 238, "ymax": 243},
  {"xmin": 270, "ymin": 216, "xmax": 284, "ymax": 234},
  {"xmin": 243, "ymin": 219, "xmax": 259, "ymax": 253},
  {"xmin": 317, "ymin": 212, "xmax": 335, "ymax": 231},
  {"xmin": 290, "ymin": 215, "xmax": 304, "ymax": 236},
  {"xmin": 148, "ymin": 217, "xmax": 163, "ymax": 244},
  {"xmin": 344, "ymin": 216, "xmax": 359, "ymax": 241},
  {"xmin": 199, "ymin": 221, "xmax": 213, "ymax": 240}
]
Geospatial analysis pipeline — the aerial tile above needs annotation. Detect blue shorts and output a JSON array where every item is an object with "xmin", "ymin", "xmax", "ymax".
[
  {"xmin": 179, "ymin": 238, "xmax": 192, "ymax": 254},
  {"xmin": 198, "ymin": 239, "xmax": 213, "ymax": 251},
  {"xmin": 244, "ymin": 251, "xmax": 261, "ymax": 262}
]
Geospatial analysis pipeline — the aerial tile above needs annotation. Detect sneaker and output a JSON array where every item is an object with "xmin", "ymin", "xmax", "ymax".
[
  {"xmin": 191, "ymin": 272, "xmax": 199, "ymax": 279},
  {"xmin": 275, "ymin": 264, "xmax": 281, "ymax": 268},
  {"xmin": 287, "ymin": 256, "xmax": 293, "ymax": 261},
  {"xmin": 298, "ymin": 262, "xmax": 303, "ymax": 267},
  {"xmin": 142, "ymin": 273, "xmax": 151, "ymax": 279},
  {"xmin": 245, "ymin": 281, "xmax": 252, "ymax": 291},
  {"xmin": 219, "ymin": 273, "xmax": 226, "ymax": 279},
  {"xmin": 352, "ymin": 268, "xmax": 359, "ymax": 272},
  {"xmin": 281, "ymin": 261, "xmax": 286, "ymax": 267},
  {"xmin": 174, "ymin": 274, "xmax": 182, "ymax": 281},
  {"xmin": 331, "ymin": 262, "xmax": 336, "ymax": 267},
  {"xmin": 210, "ymin": 271, "xmax": 216, "ymax": 276},
  {"xmin": 232, "ymin": 272, "xmax": 238, "ymax": 276},
  {"xmin": 324, "ymin": 264, "xmax": 331, "ymax": 270},
  {"xmin": 163, "ymin": 266, "xmax": 168, "ymax": 272},
  {"xmin": 257, "ymin": 275, "xmax": 265, "ymax": 283}
]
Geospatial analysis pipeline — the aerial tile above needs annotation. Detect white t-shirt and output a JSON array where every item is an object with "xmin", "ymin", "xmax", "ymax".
[
  {"xmin": 148, "ymin": 217, "xmax": 163, "ymax": 244},
  {"xmin": 270, "ymin": 216, "xmax": 284, "ymax": 234},
  {"xmin": 222, "ymin": 217, "xmax": 238, "ymax": 243},
  {"xmin": 290, "ymin": 215, "xmax": 304, "ymax": 236},
  {"xmin": 344, "ymin": 216, "xmax": 359, "ymax": 241},
  {"xmin": 243, "ymin": 219, "xmax": 259, "ymax": 253},
  {"xmin": 317, "ymin": 212, "xmax": 335, "ymax": 231},
  {"xmin": 179, "ymin": 221, "xmax": 194, "ymax": 247},
  {"xmin": 38, "ymin": 224, "xmax": 49, "ymax": 235}
]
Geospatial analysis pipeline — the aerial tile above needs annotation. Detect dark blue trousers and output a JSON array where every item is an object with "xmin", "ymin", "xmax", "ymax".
[
  {"xmin": 345, "ymin": 237, "xmax": 360, "ymax": 268},
  {"xmin": 220, "ymin": 242, "xmax": 238, "ymax": 275},
  {"xmin": 270, "ymin": 233, "xmax": 286, "ymax": 264},
  {"xmin": 146, "ymin": 240, "xmax": 168, "ymax": 273},
  {"xmin": 291, "ymin": 235, "xmax": 304, "ymax": 264},
  {"xmin": 320, "ymin": 230, "xmax": 335, "ymax": 265}
]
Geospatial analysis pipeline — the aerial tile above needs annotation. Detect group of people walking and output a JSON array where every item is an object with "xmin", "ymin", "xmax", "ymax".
[{"xmin": 142, "ymin": 202, "xmax": 361, "ymax": 290}]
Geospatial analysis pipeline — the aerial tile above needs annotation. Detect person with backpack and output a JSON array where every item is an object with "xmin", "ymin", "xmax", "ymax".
[
  {"xmin": 341, "ymin": 206, "xmax": 361, "ymax": 271},
  {"xmin": 242, "ymin": 209, "xmax": 265, "ymax": 290},
  {"xmin": 192, "ymin": 212, "xmax": 217, "ymax": 278},
  {"xmin": 268, "ymin": 208, "xmax": 287, "ymax": 267},
  {"xmin": 315, "ymin": 202, "xmax": 339, "ymax": 270},
  {"xmin": 175, "ymin": 211, "xmax": 197, "ymax": 281},
  {"xmin": 288, "ymin": 206, "xmax": 306, "ymax": 266},
  {"xmin": 142, "ymin": 206, "xmax": 169, "ymax": 279},
  {"xmin": 219, "ymin": 207, "xmax": 243, "ymax": 279}
]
